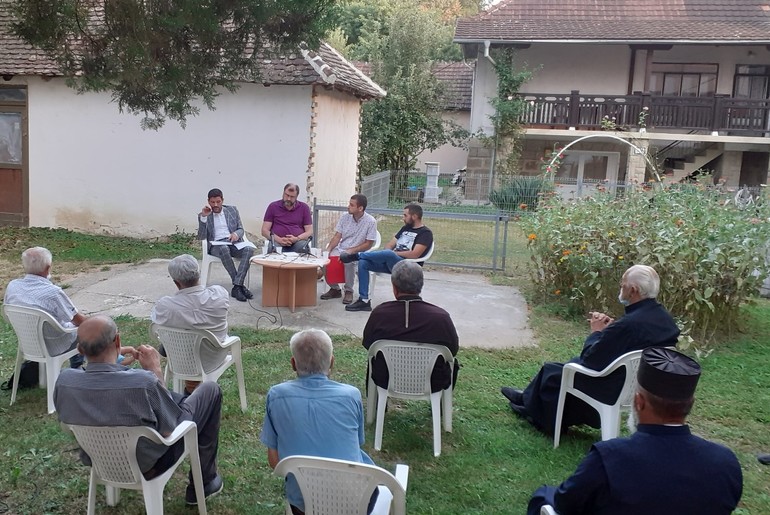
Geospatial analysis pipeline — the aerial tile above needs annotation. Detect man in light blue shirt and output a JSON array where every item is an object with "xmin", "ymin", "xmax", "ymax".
[{"xmin": 261, "ymin": 329, "xmax": 374, "ymax": 514}]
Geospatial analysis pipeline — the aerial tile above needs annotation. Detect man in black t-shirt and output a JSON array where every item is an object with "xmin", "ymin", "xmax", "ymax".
[{"xmin": 342, "ymin": 204, "xmax": 433, "ymax": 312}]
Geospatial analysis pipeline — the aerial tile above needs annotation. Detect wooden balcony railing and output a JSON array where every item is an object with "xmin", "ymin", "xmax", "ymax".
[{"xmin": 517, "ymin": 90, "xmax": 770, "ymax": 136}]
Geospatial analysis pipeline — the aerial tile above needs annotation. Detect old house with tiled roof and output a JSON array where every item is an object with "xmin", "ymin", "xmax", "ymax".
[
  {"xmin": 455, "ymin": 0, "xmax": 770, "ymax": 198},
  {"xmin": 415, "ymin": 61, "xmax": 475, "ymax": 174},
  {"xmin": 0, "ymin": 1, "xmax": 384, "ymax": 235}
]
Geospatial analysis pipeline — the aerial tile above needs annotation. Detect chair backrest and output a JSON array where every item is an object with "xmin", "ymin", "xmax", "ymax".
[
  {"xmin": 274, "ymin": 456, "xmax": 406, "ymax": 515},
  {"xmin": 368, "ymin": 340, "xmax": 453, "ymax": 398},
  {"xmin": 150, "ymin": 324, "xmax": 219, "ymax": 377},
  {"xmin": 67, "ymin": 424, "xmax": 160, "ymax": 487},
  {"xmin": 612, "ymin": 350, "xmax": 645, "ymax": 409},
  {"xmin": 372, "ymin": 230, "xmax": 382, "ymax": 250},
  {"xmin": 3, "ymin": 304, "xmax": 72, "ymax": 360}
]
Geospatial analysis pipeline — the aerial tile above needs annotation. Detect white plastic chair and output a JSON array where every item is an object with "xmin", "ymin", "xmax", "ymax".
[
  {"xmin": 2, "ymin": 304, "xmax": 80, "ymax": 414},
  {"xmin": 368, "ymin": 242, "xmax": 435, "ymax": 298},
  {"xmin": 65, "ymin": 421, "xmax": 207, "ymax": 515},
  {"xmin": 150, "ymin": 324, "xmax": 247, "ymax": 412},
  {"xmin": 200, "ymin": 235, "xmax": 253, "ymax": 287},
  {"xmin": 274, "ymin": 455, "xmax": 409, "ymax": 515},
  {"xmin": 366, "ymin": 340, "xmax": 453, "ymax": 457},
  {"xmin": 541, "ymin": 506, "xmax": 559, "ymax": 515},
  {"xmin": 553, "ymin": 349, "xmax": 644, "ymax": 448}
]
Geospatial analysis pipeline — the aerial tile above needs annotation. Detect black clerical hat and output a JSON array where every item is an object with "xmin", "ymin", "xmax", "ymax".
[{"xmin": 637, "ymin": 347, "xmax": 701, "ymax": 400}]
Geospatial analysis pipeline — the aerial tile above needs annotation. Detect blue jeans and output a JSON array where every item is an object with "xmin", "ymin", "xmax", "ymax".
[{"xmin": 357, "ymin": 250, "xmax": 404, "ymax": 299}]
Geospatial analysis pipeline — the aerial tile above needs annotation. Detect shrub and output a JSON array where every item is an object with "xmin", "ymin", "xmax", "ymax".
[
  {"xmin": 522, "ymin": 183, "xmax": 770, "ymax": 346},
  {"xmin": 489, "ymin": 175, "xmax": 555, "ymax": 212}
]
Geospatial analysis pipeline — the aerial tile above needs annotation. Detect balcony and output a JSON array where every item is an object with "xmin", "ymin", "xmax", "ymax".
[{"xmin": 517, "ymin": 90, "xmax": 770, "ymax": 136}]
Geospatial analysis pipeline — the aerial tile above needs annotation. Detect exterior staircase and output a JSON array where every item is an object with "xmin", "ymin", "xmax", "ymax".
[{"xmin": 656, "ymin": 141, "xmax": 723, "ymax": 183}]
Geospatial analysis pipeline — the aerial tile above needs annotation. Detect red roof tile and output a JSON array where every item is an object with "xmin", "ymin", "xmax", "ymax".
[
  {"xmin": 0, "ymin": 0, "xmax": 384, "ymax": 99},
  {"xmin": 432, "ymin": 61, "xmax": 474, "ymax": 111},
  {"xmin": 455, "ymin": 0, "xmax": 770, "ymax": 42}
]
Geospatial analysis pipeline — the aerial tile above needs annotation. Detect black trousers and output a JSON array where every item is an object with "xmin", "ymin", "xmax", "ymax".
[{"xmin": 146, "ymin": 382, "xmax": 222, "ymax": 484}]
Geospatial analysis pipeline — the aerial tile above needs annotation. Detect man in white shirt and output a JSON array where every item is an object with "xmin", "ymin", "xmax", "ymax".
[
  {"xmin": 197, "ymin": 188, "xmax": 253, "ymax": 302},
  {"xmin": 151, "ymin": 254, "xmax": 230, "ymax": 393},
  {"xmin": 4, "ymin": 246, "xmax": 86, "ymax": 368},
  {"xmin": 320, "ymin": 194, "xmax": 377, "ymax": 305}
]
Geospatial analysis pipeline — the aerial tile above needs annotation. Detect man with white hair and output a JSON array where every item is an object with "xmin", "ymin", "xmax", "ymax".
[
  {"xmin": 501, "ymin": 264, "xmax": 680, "ymax": 436},
  {"xmin": 261, "ymin": 329, "xmax": 376, "ymax": 515},
  {"xmin": 151, "ymin": 254, "xmax": 230, "ymax": 393},
  {"xmin": 4, "ymin": 246, "xmax": 86, "ymax": 368}
]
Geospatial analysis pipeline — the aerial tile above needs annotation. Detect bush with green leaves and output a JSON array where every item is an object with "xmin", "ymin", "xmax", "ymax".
[
  {"xmin": 489, "ymin": 175, "xmax": 555, "ymax": 212},
  {"xmin": 522, "ymin": 183, "xmax": 770, "ymax": 345}
]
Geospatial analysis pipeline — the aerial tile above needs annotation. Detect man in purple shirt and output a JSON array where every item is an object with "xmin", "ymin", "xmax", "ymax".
[{"xmin": 261, "ymin": 183, "xmax": 313, "ymax": 253}]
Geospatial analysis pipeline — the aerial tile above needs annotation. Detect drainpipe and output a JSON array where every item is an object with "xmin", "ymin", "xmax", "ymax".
[
  {"xmin": 484, "ymin": 40, "xmax": 497, "ymax": 196},
  {"xmin": 483, "ymin": 40, "xmax": 496, "ymax": 66}
]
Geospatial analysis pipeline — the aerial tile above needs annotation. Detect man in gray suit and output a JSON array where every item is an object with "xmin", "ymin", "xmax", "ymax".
[{"xmin": 198, "ymin": 188, "xmax": 254, "ymax": 302}]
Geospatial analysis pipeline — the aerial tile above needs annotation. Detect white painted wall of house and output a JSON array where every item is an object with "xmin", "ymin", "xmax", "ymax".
[
  {"xmin": 310, "ymin": 88, "xmax": 362, "ymax": 204},
  {"xmin": 22, "ymin": 77, "xmax": 363, "ymax": 238},
  {"xmin": 470, "ymin": 43, "xmax": 770, "ymax": 135},
  {"xmin": 415, "ymin": 110, "xmax": 471, "ymax": 174}
]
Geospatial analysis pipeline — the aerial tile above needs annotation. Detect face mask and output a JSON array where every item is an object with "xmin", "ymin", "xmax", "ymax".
[{"xmin": 618, "ymin": 289, "xmax": 630, "ymax": 306}]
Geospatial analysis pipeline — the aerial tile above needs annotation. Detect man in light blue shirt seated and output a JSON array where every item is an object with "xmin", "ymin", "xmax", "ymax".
[{"xmin": 260, "ymin": 329, "xmax": 376, "ymax": 515}]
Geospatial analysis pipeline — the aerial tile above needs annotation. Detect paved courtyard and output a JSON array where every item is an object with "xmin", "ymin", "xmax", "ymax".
[{"xmin": 66, "ymin": 259, "xmax": 534, "ymax": 349}]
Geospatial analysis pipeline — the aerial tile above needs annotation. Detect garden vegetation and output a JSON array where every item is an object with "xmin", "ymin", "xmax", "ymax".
[{"xmin": 523, "ymin": 181, "xmax": 770, "ymax": 347}]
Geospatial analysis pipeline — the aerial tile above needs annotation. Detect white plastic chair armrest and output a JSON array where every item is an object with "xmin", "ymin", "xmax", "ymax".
[
  {"xmin": 153, "ymin": 420, "xmax": 197, "ymax": 447},
  {"xmin": 214, "ymin": 335, "xmax": 241, "ymax": 350},
  {"xmin": 541, "ymin": 505, "xmax": 559, "ymax": 515},
  {"xmin": 394, "ymin": 464, "xmax": 409, "ymax": 491},
  {"xmin": 562, "ymin": 361, "xmax": 606, "ymax": 379}
]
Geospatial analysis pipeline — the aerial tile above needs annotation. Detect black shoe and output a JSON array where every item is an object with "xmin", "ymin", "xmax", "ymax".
[
  {"xmin": 345, "ymin": 299, "xmax": 371, "ymax": 312},
  {"xmin": 509, "ymin": 401, "xmax": 534, "ymax": 424},
  {"xmin": 501, "ymin": 387, "xmax": 524, "ymax": 405},
  {"xmin": 239, "ymin": 285, "xmax": 254, "ymax": 299},
  {"xmin": 185, "ymin": 473, "xmax": 224, "ymax": 505},
  {"xmin": 758, "ymin": 454, "xmax": 770, "ymax": 465},
  {"xmin": 69, "ymin": 354, "xmax": 85, "ymax": 369},
  {"xmin": 231, "ymin": 286, "xmax": 247, "ymax": 302},
  {"xmin": 340, "ymin": 252, "xmax": 360, "ymax": 264}
]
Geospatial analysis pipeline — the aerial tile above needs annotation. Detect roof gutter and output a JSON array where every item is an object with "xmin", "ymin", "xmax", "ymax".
[{"xmin": 454, "ymin": 38, "xmax": 770, "ymax": 45}]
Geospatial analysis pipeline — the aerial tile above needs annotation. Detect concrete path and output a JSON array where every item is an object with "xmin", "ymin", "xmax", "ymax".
[{"xmin": 65, "ymin": 260, "xmax": 533, "ymax": 349}]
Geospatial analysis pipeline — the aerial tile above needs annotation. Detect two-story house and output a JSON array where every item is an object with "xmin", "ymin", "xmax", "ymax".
[{"xmin": 454, "ymin": 0, "xmax": 770, "ymax": 199}]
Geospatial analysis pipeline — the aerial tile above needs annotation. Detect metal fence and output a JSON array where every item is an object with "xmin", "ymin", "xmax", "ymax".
[
  {"xmin": 313, "ymin": 203, "xmax": 512, "ymax": 271},
  {"xmin": 362, "ymin": 170, "xmax": 494, "ymax": 212},
  {"xmin": 361, "ymin": 169, "xmax": 632, "ymax": 213}
]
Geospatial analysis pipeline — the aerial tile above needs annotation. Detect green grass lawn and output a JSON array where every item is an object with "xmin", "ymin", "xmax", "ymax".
[{"xmin": 0, "ymin": 228, "xmax": 768, "ymax": 513}]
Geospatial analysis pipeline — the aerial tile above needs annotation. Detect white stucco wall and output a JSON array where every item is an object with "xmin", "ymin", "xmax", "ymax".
[
  {"xmin": 24, "ymin": 77, "xmax": 313, "ymax": 237},
  {"xmin": 309, "ymin": 88, "xmax": 361, "ymax": 204},
  {"xmin": 470, "ymin": 42, "xmax": 770, "ymax": 134},
  {"xmin": 415, "ymin": 110, "xmax": 471, "ymax": 174}
]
